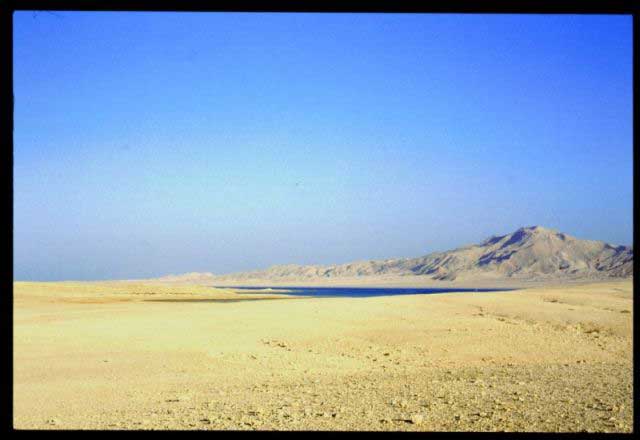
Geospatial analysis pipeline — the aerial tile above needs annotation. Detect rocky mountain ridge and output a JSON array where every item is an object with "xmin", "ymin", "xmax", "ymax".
[{"xmin": 158, "ymin": 226, "xmax": 633, "ymax": 283}]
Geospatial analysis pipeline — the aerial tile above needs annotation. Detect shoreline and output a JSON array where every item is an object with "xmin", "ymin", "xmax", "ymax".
[{"xmin": 14, "ymin": 275, "xmax": 631, "ymax": 290}]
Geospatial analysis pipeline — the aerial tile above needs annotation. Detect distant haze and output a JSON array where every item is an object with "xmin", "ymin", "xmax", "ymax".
[{"xmin": 13, "ymin": 12, "xmax": 632, "ymax": 281}]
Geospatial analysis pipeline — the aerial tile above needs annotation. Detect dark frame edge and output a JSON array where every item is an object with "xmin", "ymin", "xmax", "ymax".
[
  {"xmin": 4, "ymin": 0, "xmax": 640, "ymax": 14},
  {"xmin": 2, "ymin": 0, "xmax": 638, "ymax": 435},
  {"xmin": 1, "ymin": 1, "xmax": 14, "ymax": 434}
]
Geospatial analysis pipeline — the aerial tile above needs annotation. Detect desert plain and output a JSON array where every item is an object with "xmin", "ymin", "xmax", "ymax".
[{"xmin": 13, "ymin": 279, "xmax": 633, "ymax": 431}]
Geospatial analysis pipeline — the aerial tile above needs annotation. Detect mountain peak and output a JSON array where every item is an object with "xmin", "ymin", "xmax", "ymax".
[
  {"xmin": 158, "ymin": 227, "xmax": 632, "ymax": 284},
  {"xmin": 517, "ymin": 225, "xmax": 556, "ymax": 234}
]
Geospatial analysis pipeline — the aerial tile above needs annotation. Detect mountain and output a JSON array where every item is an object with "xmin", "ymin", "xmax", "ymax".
[{"xmin": 157, "ymin": 226, "xmax": 633, "ymax": 284}]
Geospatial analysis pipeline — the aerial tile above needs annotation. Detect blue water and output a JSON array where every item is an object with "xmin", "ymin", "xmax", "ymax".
[{"xmin": 215, "ymin": 286, "xmax": 515, "ymax": 298}]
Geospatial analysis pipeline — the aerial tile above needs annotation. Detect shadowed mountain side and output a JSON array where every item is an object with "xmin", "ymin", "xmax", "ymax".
[{"xmin": 156, "ymin": 226, "xmax": 633, "ymax": 284}]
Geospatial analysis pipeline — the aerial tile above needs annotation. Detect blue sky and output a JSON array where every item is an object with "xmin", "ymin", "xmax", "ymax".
[{"xmin": 13, "ymin": 12, "xmax": 632, "ymax": 281}]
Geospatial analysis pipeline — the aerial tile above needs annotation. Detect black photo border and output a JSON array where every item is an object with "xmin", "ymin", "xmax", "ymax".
[{"xmin": 1, "ymin": 0, "xmax": 637, "ymax": 437}]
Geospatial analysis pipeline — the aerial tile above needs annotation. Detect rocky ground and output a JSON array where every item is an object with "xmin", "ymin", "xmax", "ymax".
[
  {"xmin": 13, "ymin": 280, "xmax": 633, "ymax": 432},
  {"xmin": 46, "ymin": 361, "xmax": 631, "ymax": 432}
]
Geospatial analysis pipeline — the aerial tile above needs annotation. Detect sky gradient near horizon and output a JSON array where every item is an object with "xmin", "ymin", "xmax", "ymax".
[{"xmin": 14, "ymin": 12, "xmax": 633, "ymax": 281}]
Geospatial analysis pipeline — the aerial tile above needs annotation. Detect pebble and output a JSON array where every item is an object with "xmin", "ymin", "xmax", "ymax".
[{"xmin": 409, "ymin": 414, "xmax": 424, "ymax": 425}]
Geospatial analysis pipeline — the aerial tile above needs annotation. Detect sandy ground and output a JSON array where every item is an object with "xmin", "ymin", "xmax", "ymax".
[
  {"xmin": 158, "ymin": 274, "xmax": 624, "ymax": 289},
  {"xmin": 13, "ymin": 280, "xmax": 633, "ymax": 432}
]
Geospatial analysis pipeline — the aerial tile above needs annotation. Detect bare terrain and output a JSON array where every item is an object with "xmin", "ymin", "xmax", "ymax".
[
  {"xmin": 13, "ymin": 279, "xmax": 633, "ymax": 431},
  {"xmin": 152, "ymin": 226, "xmax": 633, "ymax": 286}
]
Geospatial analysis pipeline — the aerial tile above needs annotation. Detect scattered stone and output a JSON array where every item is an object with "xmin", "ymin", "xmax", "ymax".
[{"xmin": 409, "ymin": 414, "xmax": 424, "ymax": 425}]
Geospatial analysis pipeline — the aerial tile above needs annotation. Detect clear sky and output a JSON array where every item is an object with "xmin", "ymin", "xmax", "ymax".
[{"xmin": 13, "ymin": 12, "xmax": 633, "ymax": 281}]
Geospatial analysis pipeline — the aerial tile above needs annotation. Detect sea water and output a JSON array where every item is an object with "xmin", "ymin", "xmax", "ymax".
[{"xmin": 215, "ymin": 286, "xmax": 515, "ymax": 298}]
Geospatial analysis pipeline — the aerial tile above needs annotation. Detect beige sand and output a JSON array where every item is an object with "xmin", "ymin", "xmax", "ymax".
[{"xmin": 13, "ymin": 280, "xmax": 633, "ymax": 431}]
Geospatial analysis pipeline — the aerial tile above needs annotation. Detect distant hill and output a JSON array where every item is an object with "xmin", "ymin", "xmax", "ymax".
[{"xmin": 157, "ymin": 226, "xmax": 633, "ymax": 284}]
